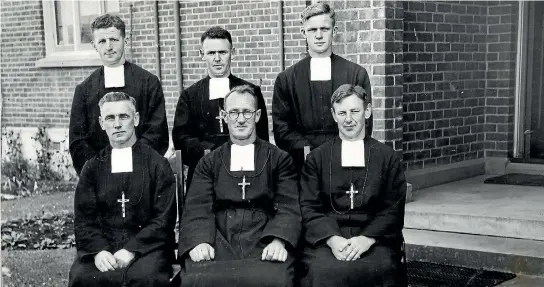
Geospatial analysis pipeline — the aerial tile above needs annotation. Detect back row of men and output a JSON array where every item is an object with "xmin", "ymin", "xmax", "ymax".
[{"xmin": 68, "ymin": 3, "xmax": 406, "ymax": 287}]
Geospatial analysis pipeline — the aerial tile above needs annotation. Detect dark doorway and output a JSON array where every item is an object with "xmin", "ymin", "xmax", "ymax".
[{"xmin": 525, "ymin": 1, "xmax": 544, "ymax": 159}]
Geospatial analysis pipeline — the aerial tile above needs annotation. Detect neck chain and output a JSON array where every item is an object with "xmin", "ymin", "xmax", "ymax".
[
  {"xmin": 219, "ymin": 146, "xmax": 270, "ymax": 179},
  {"xmin": 115, "ymin": 148, "xmax": 145, "ymax": 208},
  {"xmin": 328, "ymin": 137, "xmax": 370, "ymax": 214}
]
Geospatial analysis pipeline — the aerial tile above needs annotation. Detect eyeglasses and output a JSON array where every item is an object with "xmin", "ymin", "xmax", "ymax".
[{"xmin": 226, "ymin": 110, "xmax": 256, "ymax": 120}]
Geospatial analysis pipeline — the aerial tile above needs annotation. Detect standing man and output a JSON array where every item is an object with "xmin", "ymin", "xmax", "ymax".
[
  {"xmin": 70, "ymin": 14, "xmax": 169, "ymax": 175},
  {"xmin": 68, "ymin": 92, "xmax": 176, "ymax": 287},
  {"xmin": 299, "ymin": 85, "xmax": 406, "ymax": 287},
  {"xmin": 272, "ymin": 3, "xmax": 372, "ymax": 171},
  {"xmin": 178, "ymin": 85, "xmax": 300, "ymax": 287},
  {"xmin": 172, "ymin": 26, "xmax": 269, "ymax": 189}
]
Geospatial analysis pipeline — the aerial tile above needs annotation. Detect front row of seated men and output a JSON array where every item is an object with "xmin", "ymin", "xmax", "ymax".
[{"xmin": 69, "ymin": 84, "xmax": 407, "ymax": 287}]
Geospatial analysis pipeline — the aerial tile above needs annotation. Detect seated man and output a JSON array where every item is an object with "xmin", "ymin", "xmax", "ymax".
[
  {"xmin": 68, "ymin": 92, "xmax": 177, "ymax": 287},
  {"xmin": 299, "ymin": 84, "xmax": 406, "ymax": 287},
  {"xmin": 178, "ymin": 85, "xmax": 301, "ymax": 287}
]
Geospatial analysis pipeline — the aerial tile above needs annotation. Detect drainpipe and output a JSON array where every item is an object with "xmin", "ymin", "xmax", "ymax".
[
  {"xmin": 174, "ymin": 1, "xmax": 183, "ymax": 92},
  {"xmin": 153, "ymin": 1, "xmax": 161, "ymax": 79},
  {"xmin": 277, "ymin": 0, "xmax": 284, "ymax": 71},
  {"xmin": 129, "ymin": 4, "xmax": 134, "ymax": 61}
]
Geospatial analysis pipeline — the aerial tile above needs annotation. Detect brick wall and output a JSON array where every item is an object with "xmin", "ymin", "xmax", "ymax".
[
  {"xmin": 484, "ymin": 1, "xmax": 518, "ymax": 158},
  {"xmin": 402, "ymin": 1, "xmax": 518, "ymax": 170},
  {"xmin": 0, "ymin": 0, "xmax": 96, "ymax": 127}
]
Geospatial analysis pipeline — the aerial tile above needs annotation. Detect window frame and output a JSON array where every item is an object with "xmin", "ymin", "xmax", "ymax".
[{"xmin": 36, "ymin": 0, "xmax": 120, "ymax": 68}]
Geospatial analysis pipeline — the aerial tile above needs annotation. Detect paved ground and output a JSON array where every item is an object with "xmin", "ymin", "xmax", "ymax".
[{"xmin": 407, "ymin": 175, "xmax": 544, "ymax": 222}]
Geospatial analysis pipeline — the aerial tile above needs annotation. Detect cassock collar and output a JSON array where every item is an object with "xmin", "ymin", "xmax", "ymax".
[
  {"xmin": 205, "ymin": 73, "xmax": 237, "ymax": 82},
  {"xmin": 100, "ymin": 140, "xmax": 142, "ymax": 160}
]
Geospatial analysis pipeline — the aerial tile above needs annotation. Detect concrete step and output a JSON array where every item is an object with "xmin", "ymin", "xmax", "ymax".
[
  {"xmin": 404, "ymin": 229, "xmax": 544, "ymax": 276},
  {"xmin": 405, "ymin": 210, "xmax": 544, "ymax": 241},
  {"xmin": 505, "ymin": 162, "xmax": 544, "ymax": 175}
]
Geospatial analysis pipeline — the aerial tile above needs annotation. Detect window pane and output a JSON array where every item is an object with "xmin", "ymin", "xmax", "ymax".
[
  {"xmin": 105, "ymin": 0, "xmax": 120, "ymax": 13},
  {"xmin": 79, "ymin": 0, "xmax": 101, "ymax": 44},
  {"xmin": 54, "ymin": 0, "xmax": 74, "ymax": 45}
]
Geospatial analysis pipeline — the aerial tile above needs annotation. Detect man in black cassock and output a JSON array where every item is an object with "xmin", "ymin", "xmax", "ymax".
[
  {"xmin": 68, "ymin": 92, "xmax": 176, "ymax": 287},
  {"xmin": 272, "ymin": 3, "xmax": 372, "ymax": 171},
  {"xmin": 172, "ymin": 27, "xmax": 269, "ymax": 189},
  {"xmin": 69, "ymin": 14, "xmax": 169, "ymax": 175},
  {"xmin": 178, "ymin": 85, "xmax": 300, "ymax": 287},
  {"xmin": 299, "ymin": 84, "xmax": 406, "ymax": 287}
]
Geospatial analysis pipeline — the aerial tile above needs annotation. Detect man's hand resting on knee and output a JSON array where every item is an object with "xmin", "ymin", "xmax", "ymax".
[
  {"xmin": 114, "ymin": 249, "xmax": 136, "ymax": 268},
  {"xmin": 344, "ymin": 236, "xmax": 376, "ymax": 261},
  {"xmin": 189, "ymin": 243, "xmax": 215, "ymax": 262},
  {"xmin": 326, "ymin": 235, "xmax": 350, "ymax": 261},
  {"xmin": 94, "ymin": 250, "xmax": 118, "ymax": 272},
  {"xmin": 262, "ymin": 238, "xmax": 287, "ymax": 262}
]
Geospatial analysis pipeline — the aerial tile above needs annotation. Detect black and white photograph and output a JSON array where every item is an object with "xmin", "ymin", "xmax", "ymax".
[{"xmin": 1, "ymin": 0, "xmax": 543, "ymax": 286}]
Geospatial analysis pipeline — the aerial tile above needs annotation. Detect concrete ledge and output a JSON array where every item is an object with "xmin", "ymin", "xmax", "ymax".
[
  {"xmin": 506, "ymin": 162, "xmax": 544, "ymax": 175},
  {"xmin": 405, "ymin": 229, "xmax": 544, "ymax": 276},
  {"xmin": 405, "ymin": 158, "xmax": 485, "ymax": 192},
  {"xmin": 485, "ymin": 157, "xmax": 509, "ymax": 175},
  {"xmin": 405, "ymin": 211, "xmax": 544, "ymax": 241}
]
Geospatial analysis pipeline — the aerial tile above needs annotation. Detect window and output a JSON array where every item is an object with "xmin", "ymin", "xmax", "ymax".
[{"xmin": 37, "ymin": 0, "xmax": 120, "ymax": 67}]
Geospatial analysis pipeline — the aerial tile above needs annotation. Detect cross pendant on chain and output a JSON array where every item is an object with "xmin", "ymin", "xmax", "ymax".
[
  {"xmin": 117, "ymin": 192, "xmax": 130, "ymax": 218},
  {"xmin": 345, "ymin": 183, "xmax": 359, "ymax": 210},
  {"xmin": 238, "ymin": 175, "xmax": 250, "ymax": 200},
  {"xmin": 216, "ymin": 107, "xmax": 224, "ymax": 133}
]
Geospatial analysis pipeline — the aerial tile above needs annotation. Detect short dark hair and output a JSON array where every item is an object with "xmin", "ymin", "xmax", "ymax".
[
  {"xmin": 330, "ymin": 84, "xmax": 369, "ymax": 108},
  {"xmin": 301, "ymin": 2, "xmax": 336, "ymax": 25},
  {"xmin": 224, "ymin": 85, "xmax": 258, "ymax": 110},
  {"xmin": 91, "ymin": 14, "xmax": 126, "ymax": 37},
  {"xmin": 200, "ymin": 26, "xmax": 232, "ymax": 46},
  {"xmin": 99, "ymin": 92, "xmax": 137, "ymax": 113}
]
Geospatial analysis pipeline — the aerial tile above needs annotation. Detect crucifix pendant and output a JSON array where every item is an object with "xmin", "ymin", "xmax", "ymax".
[
  {"xmin": 117, "ymin": 192, "xmax": 130, "ymax": 218},
  {"xmin": 345, "ymin": 183, "xmax": 359, "ymax": 210},
  {"xmin": 238, "ymin": 175, "xmax": 250, "ymax": 200},
  {"xmin": 216, "ymin": 108, "xmax": 224, "ymax": 133}
]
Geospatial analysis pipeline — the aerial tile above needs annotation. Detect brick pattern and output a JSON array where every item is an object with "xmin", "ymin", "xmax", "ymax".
[
  {"xmin": 484, "ymin": 1, "xmax": 518, "ymax": 158},
  {"xmin": 0, "ymin": 0, "xmax": 96, "ymax": 127},
  {"xmin": 403, "ymin": 1, "xmax": 491, "ymax": 170}
]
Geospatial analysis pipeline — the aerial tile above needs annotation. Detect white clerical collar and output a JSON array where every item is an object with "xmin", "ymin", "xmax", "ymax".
[
  {"xmin": 230, "ymin": 143, "xmax": 255, "ymax": 171},
  {"xmin": 111, "ymin": 146, "xmax": 133, "ymax": 173},
  {"xmin": 209, "ymin": 77, "xmax": 230, "ymax": 100},
  {"xmin": 310, "ymin": 56, "xmax": 331, "ymax": 81},
  {"xmin": 104, "ymin": 64, "xmax": 125, "ymax": 88},
  {"xmin": 341, "ymin": 140, "xmax": 365, "ymax": 167}
]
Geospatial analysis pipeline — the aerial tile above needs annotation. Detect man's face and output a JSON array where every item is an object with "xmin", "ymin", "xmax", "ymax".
[
  {"xmin": 223, "ymin": 92, "xmax": 261, "ymax": 142},
  {"xmin": 92, "ymin": 27, "xmax": 127, "ymax": 67},
  {"xmin": 201, "ymin": 38, "xmax": 233, "ymax": 78},
  {"xmin": 331, "ymin": 94, "xmax": 371, "ymax": 141},
  {"xmin": 99, "ymin": 101, "xmax": 140, "ymax": 146},
  {"xmin": 302, "ymin": 14, "xmax": 336, "ymax": 56}
]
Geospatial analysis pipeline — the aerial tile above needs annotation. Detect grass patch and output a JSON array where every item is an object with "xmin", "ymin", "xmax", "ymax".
[
  {"xmin": 2, "ymin": 248, "xmax": 75, "ymax": 287},
  {"xmin": 1, "ymin": 191, "xmax": 74, "ymax": 221}
]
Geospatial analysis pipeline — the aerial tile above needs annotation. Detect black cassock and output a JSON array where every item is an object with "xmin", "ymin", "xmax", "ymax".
[
  {"xmin": 299, "ymin": 137, "xmax": 406, "ymax": 287},
  {"xmin": 69, "ymin": 141, "xmax": 177, "ymax": 287},
  {"xmin": 272, "ymin": 54, "xmax": 372, "ymax": 171},
  {"xmin": 69, "ymin": 61, "xmax": 169, "ymax": 175},
  {"xmin": 172, "ymin": 74, "xmax": 269, "ymax": 188},
  {"xmin": 178, "ymin": 139, "xmax": 301, "ymax": 287}
]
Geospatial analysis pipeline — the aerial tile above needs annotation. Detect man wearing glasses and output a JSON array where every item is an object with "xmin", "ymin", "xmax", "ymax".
[
  {"xmin": 172, "ymin": 26, "xmax": 269, "ymax": 189},
  {"xmin": 178, "ymin": 85, "xmax": 301, "ymax": 287}
]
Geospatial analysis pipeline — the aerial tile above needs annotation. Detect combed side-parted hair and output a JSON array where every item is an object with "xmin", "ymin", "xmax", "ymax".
[
  {"xmin": 200, "ymin": 26, "xmax": 233, "ymax": 45},
  {"xmin": 91, "ymin": 14, "xmax": 126, "ymax": 37},
  {"xmin": 331, "ymin": 84, "xmax": 368, "ymax": 107},
  {"xmin": 300, "ymin": 2, "xmax": 336, "ymax": 25},
  {"xmin": 98, "ymin": 92, "xmax": 137, "ymax": 113},
  {"xmin": 224, "ymin": 85, "xmax": 258, "ymax": 110}
]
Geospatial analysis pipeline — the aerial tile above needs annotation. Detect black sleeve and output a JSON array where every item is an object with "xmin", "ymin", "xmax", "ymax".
[
  {"xmin": 139, "ymin": 75, "xmax": 169, "ymax": 156},
  {"xmin": 69, "ymin": 84, "xmax": 97, "ymax": 175}
]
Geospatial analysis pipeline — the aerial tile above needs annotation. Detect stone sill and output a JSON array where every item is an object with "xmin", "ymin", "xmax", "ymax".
[{"xmin": 35, "ymin": 51, "xmax": 102, "ymax": 68}]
